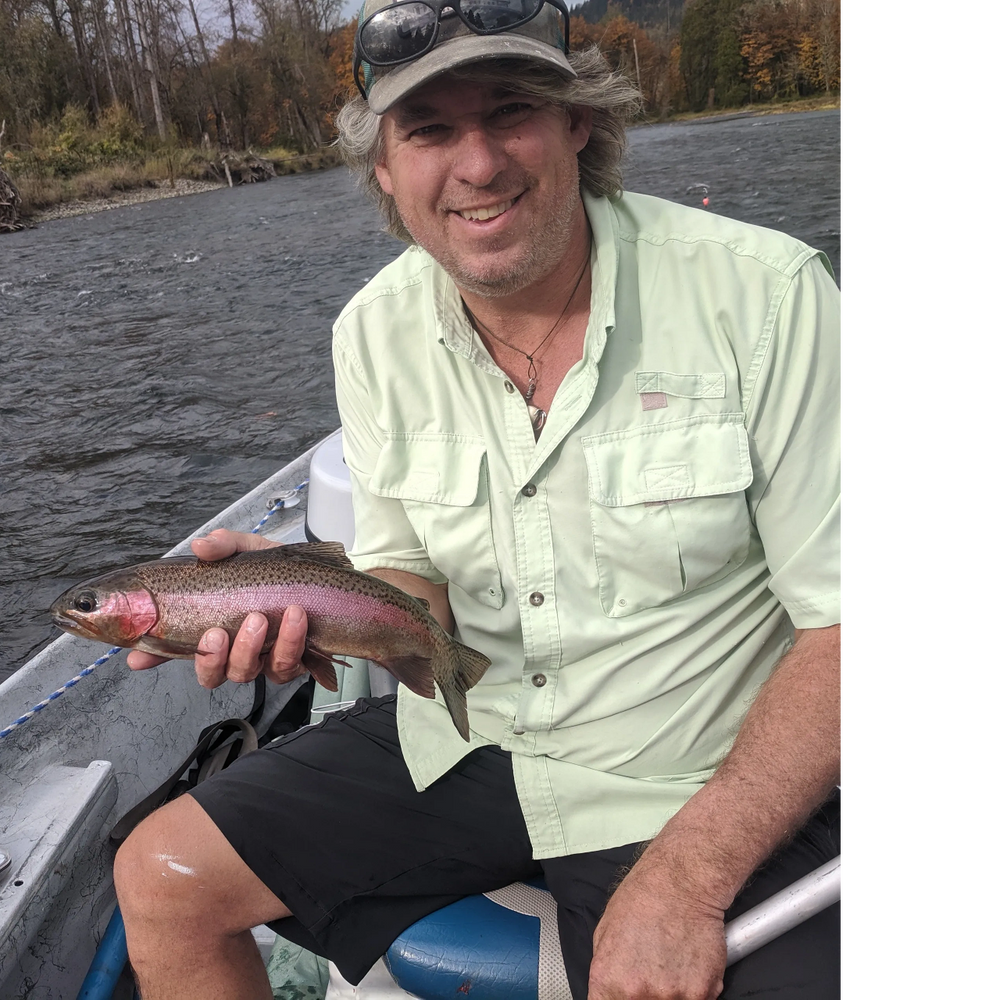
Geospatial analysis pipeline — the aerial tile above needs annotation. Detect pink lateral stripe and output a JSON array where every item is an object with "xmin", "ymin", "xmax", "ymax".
[{"xmin": 160, "ymin": 585, "xmax": 419, "ymax": 629}]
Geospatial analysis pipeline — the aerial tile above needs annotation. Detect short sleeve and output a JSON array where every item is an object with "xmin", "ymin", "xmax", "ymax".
[
  {"xmin": 743, "ymin": 254, "xmax": 840, "ymax": 628},
  {"xmin": 332, "ymin": 327, "xmax": 448, "ymax": 585}
]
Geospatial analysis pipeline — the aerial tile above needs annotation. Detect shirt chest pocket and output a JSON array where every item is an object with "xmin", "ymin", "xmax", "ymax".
[
  {"xmin": 582, "ymin": 414, "xmax": 753, "ymax": 617},
  {"xmin": 368, "ymin": 435, "xmax": 504, "ymax": 609}
]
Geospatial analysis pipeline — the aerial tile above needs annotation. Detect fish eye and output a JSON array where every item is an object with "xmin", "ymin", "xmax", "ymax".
[{"xmin": 74, "ymin": 590, "xmax": 99, "ymax": 614}]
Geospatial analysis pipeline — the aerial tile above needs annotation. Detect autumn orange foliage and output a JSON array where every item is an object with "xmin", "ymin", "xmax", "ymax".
[{"xmin": 0, "ymin": 0, "xmax": 838, "ymax": 154}]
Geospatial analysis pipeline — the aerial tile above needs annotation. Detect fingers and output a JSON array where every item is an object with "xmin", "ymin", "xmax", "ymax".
[
  {"xmin": 193, "ymin": 627, "xmax": 235, "ymax": 689},
  {"xmin": 264, "ymin": 606, "xmax": 309, "ymax": 685},
  {"xmin": 162, "ymin": 531, "xmax": 284, "ymax": 688},
  {"xmin": 193, "ymin": 614, "xmax": 267, "ymax": 688},
  {"xmin": 230, "ymin": 614, "xmax": 270, "ymax": 683},
  {"xmin": 127, "ymin": 650, "xmax": 169, "ymax": 671},
  {"xmin": 132, "ymin": 574, "xmax": 307, "ymax": 690},
  {"xmin": 190, "ymin": 529, "xmax": 282, "ymax": 562}
]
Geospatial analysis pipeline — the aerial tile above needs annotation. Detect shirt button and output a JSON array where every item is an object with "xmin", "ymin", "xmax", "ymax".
[
  {"xmin": 531, "ymin": 673, "xmax": 547, "ymax": 687},
  {"xmin": 504, "ymin": 380, "xmax": 516, "ymax": 393},
  {"xmin": 529, "ymin": 592, "xmax": 544, "ymax": 606},
  {"xmin": 521, "ymin": 483, "xmax": 537, "ymax": 497}
]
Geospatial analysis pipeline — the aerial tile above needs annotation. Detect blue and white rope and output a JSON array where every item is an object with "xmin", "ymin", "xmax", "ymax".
[
  {"xmin": 0, "ymin": 478, "xmax": 310, "ymax": 740},
  {"xmin": 250, "ymin": 480, "xmax": 309, "ymax": 535},
  {"xmin": 0, "ymin": 647, "xmax": 122, "ymax": 739}
]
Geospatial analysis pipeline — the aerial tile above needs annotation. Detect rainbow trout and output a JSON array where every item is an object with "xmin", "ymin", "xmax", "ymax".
[{"xmin": 49, "ymin": 541, "xmax": 490, "ymax": 740}]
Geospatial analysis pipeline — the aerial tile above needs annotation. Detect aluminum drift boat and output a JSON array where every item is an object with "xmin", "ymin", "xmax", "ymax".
[
  {"xmin": 0, "ymin": 437, "xmax": 330, "ymax": 999},
  {"xmin": 0, "ymin": 430, "xmax": 839, "ymax": 1000}
]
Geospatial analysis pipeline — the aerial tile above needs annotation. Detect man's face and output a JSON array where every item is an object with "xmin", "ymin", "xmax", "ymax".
[{"xmin": 374, "ymin": 75, "xmax": 593, "ymax": 298}]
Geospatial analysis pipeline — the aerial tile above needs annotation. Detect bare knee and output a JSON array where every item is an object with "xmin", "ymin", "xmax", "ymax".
[
  {"xmin": 114, "ymin": 794, "xmax": 288, "ymax": 940},
  {"xmin": 115, "ymin": 795, "xmax": 224, "ymax": 935}
]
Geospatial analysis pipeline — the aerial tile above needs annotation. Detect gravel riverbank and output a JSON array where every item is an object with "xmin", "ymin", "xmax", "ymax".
[{"xmin": 29, "ymin": 177, "xmax": 227, "ymax": 224}]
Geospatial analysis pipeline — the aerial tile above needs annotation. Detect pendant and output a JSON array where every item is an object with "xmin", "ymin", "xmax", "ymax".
[
  {"xmin": 525, "ymin": 357, "xmax": 537, "ymax": 403},
  {"xmin": 528, "ymin": 404, "xmax": 547, "ymax": 436}
]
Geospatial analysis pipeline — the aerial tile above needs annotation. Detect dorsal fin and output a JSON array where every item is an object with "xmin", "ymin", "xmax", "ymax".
[
  {"xmin": 273, "ymin": 541, "xmax": 354, "ymax": 569},
  {"xmin": 414, "ymin": 597, "xmax": 430, "ymax": 610}
]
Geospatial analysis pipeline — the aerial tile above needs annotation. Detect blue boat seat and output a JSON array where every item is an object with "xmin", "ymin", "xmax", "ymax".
[{"xmin": 384, "ymin": 878, "xmax": 572, "ymax": 1000}]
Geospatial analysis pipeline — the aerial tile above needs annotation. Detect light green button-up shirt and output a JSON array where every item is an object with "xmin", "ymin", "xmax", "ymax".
[{"xmin": 332, "ymin": 190, "xmax": 840, "ymax": 859}]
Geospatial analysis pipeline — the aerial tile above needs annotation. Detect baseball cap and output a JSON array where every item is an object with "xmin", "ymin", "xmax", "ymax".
[{"xmin": 354, "ymin": 0, "xmax": 576, "ymax": 115}]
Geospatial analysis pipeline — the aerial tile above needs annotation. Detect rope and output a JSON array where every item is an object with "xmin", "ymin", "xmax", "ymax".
[
  {"xmin": 250, "ymin": 480, "xmax": 309, "ymax": 534},
  {"xmin": 0, "ymin": 478, "xmax": 310, "ymax": 740},
  {"xmin": 0, "ymin": 648, "xmax": 121, "ymax": 739}
]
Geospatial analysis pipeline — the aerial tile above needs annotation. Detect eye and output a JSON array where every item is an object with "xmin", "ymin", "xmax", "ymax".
[
  {"xmin": 410, "ymin": 122, "xmax": 447, "ymax": 139},
  {"xmin": 74, "ymin": 591, "xmax": 99, "ymax": 613},
  {"xmin": 492, "ymin": 102, "xmax": 533, "ymax": 124}
]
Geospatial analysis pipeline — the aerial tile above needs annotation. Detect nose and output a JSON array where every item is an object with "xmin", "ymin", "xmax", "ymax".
[{"xmin": 451, "ymin": 124, "xmax": 508, "ymax": 187}]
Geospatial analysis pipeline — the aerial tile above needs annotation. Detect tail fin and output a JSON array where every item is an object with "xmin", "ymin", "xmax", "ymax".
[{"xmin": 437, "ymin": 641, "xmax": 491, "ymax": 742}]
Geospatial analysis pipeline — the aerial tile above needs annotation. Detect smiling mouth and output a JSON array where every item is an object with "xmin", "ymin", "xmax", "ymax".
[{"xmin": 457, "ymin": 197, "xmax": 516, "ymax": 222}]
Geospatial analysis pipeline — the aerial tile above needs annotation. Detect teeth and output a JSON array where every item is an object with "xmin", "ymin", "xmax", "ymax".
[{"xmin": 460, "ymin": 199, "xmax": 513, "ymax": 222}]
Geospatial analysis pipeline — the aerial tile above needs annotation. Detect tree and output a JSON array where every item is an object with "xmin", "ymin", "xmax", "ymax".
[{"xmin": 570, "ymin": 9, "xmax": 672, "ymax": 115}]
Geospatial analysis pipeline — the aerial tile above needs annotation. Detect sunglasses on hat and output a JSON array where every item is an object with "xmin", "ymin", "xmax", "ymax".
[{"xmin": 353, "ymin": 0, "xmax": 571, "ymax": 101}]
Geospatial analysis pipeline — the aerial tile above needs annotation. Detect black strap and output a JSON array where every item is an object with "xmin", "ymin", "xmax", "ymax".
[
  {"xmin": 110, "ymin": 717, "xmax": 258, "ymax": 846},
  {"xmin": 247, "ymin": 673, "xmax": 267, "ymax": 728}
]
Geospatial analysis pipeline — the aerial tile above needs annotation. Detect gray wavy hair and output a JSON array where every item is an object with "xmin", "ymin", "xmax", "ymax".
[{"xmin": 335, "ymin": 46, "xmax": 643, "ymax": 243}]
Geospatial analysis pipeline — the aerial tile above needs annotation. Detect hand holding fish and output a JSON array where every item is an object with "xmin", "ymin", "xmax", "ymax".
[
  {"xmin": 125, "ymin": 529, "xmax": 310, "ymax": 690},
  {"xmin": 50, "ymin": 533, "xmax": 491, "ymax": 739}
]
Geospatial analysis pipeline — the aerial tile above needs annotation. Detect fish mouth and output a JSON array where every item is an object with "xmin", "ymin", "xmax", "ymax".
[{"xmin": 50, "ymin": 609, "xmax": 101, "ymax": 638}]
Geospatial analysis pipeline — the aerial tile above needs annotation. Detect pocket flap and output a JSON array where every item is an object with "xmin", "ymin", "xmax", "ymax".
[
  {"xmin": 583, "ymin": 414, "xmax": 752, "ymax": 506},
  {"xmin": 369, "ymin": 435, "xmax": 486, "ymax": 506},
  {"xmin": 635, "ymin": 371, "xmax": 727, "ymax": 398}
]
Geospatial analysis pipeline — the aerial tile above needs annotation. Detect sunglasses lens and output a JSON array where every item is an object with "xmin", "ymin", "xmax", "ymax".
[
  {"xmin": 362, "ymin": 2, "xmax": 439, "ymax": 63},
  {"xmin": 459, "ymin": 0, "xmax": 541, "ymax": 31}
]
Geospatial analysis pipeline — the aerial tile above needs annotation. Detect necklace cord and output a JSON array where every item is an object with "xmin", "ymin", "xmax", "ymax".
[{"xmin": 463, "ymin": 252, "xmax": 590, "ymax": 404}]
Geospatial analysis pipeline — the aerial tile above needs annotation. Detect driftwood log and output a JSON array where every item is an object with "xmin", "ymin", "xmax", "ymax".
[
  {"xmin": 216, "ymin": 152, "xmax": 277, "ymax": 187},
  {"xmin": 1, "ymin": 165, "xmax": 25, "ymax": 233}
]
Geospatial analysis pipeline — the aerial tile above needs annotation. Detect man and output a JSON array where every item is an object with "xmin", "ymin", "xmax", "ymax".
[{"xmin": 115, "ymin": 2, "xmax": 841, "ymax": 998}]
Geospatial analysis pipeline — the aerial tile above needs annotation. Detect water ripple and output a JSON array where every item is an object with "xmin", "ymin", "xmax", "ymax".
[{"xmin": 0, "ymin": 111, "xmax": 840, "ymax": 680}]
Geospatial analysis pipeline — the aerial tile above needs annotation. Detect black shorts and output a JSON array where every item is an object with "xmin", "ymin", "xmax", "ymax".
[{"xmin": 188, "ymin": 696, "xmax": 840, "ymax": 999}]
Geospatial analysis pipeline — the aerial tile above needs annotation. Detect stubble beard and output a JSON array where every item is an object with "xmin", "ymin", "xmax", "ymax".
[{"xmin": 401, "ymin": 169, "xmax": 584, "ymax": 300}]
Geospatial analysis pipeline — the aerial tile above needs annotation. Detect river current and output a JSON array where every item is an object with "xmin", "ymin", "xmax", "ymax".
[{"xmin": 0, "ymin": 109, "xmax": 840, "ymax": 682}]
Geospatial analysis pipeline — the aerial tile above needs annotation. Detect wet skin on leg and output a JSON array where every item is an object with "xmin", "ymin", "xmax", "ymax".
[{"xmin": 113, "ymin": 793, "xmax": 293, "ymax": 1000}]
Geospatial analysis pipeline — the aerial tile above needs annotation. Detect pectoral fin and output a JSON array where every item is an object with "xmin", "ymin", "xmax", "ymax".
[
  {"xmin": 302, "ymin": 647, "xmax": 341, "ymax": 692},
  {"xmin": 137, "ymin": 635, "xmax": 199, "ymax": 658}
]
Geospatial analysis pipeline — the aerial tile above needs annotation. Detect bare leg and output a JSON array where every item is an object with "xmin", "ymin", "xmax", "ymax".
[{"xmin": 114, "ymin": 794, "xmax": 293, "ymax": 1000}]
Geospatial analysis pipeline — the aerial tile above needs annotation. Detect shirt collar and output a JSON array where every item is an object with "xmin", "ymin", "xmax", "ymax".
[
  {"xmin": 429, "ymin": 191, "xmax": 620, "ymax": 364},
  {"xmin": 580, "ymin": 189, "xmax": 619, "ymax": 367}
]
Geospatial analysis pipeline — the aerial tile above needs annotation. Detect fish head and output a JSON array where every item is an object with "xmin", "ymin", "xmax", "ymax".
[{"xmin": 50, "ymin": 573, "xmax": 160, "ymax": 647}]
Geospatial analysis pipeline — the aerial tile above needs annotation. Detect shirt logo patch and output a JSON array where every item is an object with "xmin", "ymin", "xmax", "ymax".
[{"xmin": 640, "ymin": 391, "xmax": 668, "ymax": 411}]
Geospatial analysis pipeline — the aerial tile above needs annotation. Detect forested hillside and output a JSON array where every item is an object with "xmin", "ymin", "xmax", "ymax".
[
  {"xmin": 572, "ymin": 0, "xmax": 684, "ymax": 30},
  {"xmin": 0, "ymin": 0, "xmax": 839, "ymax": 219}
]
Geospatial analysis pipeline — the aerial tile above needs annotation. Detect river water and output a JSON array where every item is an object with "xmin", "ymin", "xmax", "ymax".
[{"xmin": 0, "ymin": 109, "xmax": 840, "ymax": 682}]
